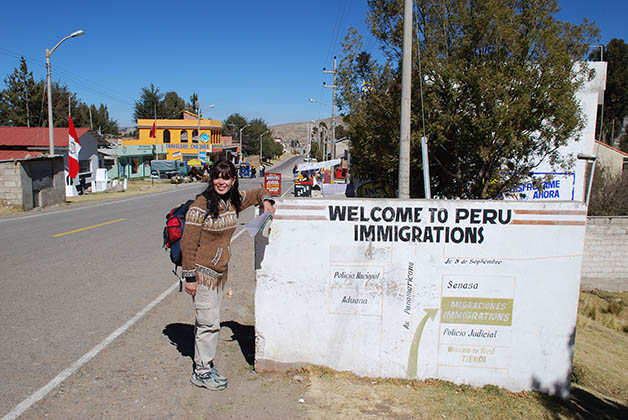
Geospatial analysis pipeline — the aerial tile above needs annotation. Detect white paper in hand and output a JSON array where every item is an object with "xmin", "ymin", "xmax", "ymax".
[{"xmin": 244, "ymin": 211, "xmax": 273, "ymax": 237}]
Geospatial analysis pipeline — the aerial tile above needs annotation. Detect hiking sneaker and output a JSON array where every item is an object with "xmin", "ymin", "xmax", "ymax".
[
  {"xmin": 190, "ymin": 371, "xmax": 227, "ymax": 391},
  {"xmin": 209, "ymin": 363, "xmax": 227, "ymax": 385}
]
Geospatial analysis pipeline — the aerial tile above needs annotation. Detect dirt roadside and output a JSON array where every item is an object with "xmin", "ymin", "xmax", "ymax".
[{"xmin": 21, "ymin": 226, "xmax": 310, "ymax": 420}]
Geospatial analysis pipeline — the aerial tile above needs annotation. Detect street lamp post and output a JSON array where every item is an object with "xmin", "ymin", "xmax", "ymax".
[
  {"xmin": 259, "ymin": 129, "xmax": 270, "ymax": 164},
  {"xmin": 306, "ymin": 120, "xmax": 315, "ymax": 161},
  {"xmin": 193, "ymin": 102, "xmax": 215, "ymax": 159},
  {"xmin": 46, "ymin": 29, "xmax": 84, "ymax": 155},
  {"xmin": 239, "ymin": 124, "xmax": 249, "ymax": 164},
  {"xmin": 309, "ymin": 98, "xmax": 331, "ymax": 159}
]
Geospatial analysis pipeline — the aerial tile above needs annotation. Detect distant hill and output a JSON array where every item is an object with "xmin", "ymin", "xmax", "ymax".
[
  {"xmin": 270, "ymin": 117, "xmax": 345, "ymax": 141},
  {"xmin": 119, "ymin": 126, "xmax": 135, "ymax": 135}
]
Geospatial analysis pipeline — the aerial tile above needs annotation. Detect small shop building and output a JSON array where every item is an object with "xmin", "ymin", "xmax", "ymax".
[{"xmin": 127, "ymin": 111, "xmax": 238, "ymax": 165}]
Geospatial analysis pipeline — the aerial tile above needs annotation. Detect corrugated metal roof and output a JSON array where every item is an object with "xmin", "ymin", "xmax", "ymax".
[
  {"xmin": 0, "ymin": 150, "xmax": 45, "ymax": 160},
  {"xmin": 0, "ymin": 127, "xmax": 91, "ymax": 147}
]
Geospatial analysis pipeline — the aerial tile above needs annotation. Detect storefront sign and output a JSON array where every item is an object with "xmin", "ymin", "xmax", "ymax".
[
  {"xmin": 118, "ymin": 144, "xmax": 154, "ymax": 156},
  {"xmin": 264, "ymin": 173, "xmax": 282, "ymax": 196},
  {"xmin": 256, "ymin": 199, "xmax": 587, "ymax": 397},
  {"xmin": 507, "ymin": 172, "xmax": 576, "ymax": 200}
]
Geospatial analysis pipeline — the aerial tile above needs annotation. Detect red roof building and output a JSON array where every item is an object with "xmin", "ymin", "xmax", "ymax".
[{"xmin": 0, "ymin": 127, "xmax": 98, "ymax": 162}]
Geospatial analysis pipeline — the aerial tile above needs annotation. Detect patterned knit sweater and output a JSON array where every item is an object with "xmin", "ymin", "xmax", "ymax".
[{"xmin": 181, "ymin": 188, "xmax": 273, "ymax": 288}]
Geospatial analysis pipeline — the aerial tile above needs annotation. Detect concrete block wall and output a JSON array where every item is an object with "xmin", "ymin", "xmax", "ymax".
[
  {"xmin": 0, "ymin": 161, "xmax": 24, "ymax": 207},
  {"xmin": 581, "ymin": 217, "xmax": 628, "ymax": 291}
]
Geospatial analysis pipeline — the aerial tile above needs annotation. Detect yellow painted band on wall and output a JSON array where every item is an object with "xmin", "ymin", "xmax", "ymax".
[{"xmin": 440, "ymin": 297, "xmax": 513, "ymax": 326}]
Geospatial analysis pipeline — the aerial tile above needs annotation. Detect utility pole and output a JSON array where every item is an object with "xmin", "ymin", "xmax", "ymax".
[
  {"xmin": 398, "ymin": 0, "xmax": 413, "ymax": 199},
  {"xmin": 323, "ymin": 57, "xmax": 337, "ymax": 160},
  {"xmin": 195, "ymin": 100, "xmax": 201, "ymax": 144}
]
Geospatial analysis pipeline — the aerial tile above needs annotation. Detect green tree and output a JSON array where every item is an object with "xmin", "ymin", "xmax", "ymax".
[
  {"xmin": 310, "ymin": 140, "xmax": 324, "ymax": 161},
  {"xmin": 335, "ymin": 124, "xmax": 347, "ymax": 140},
  {"xmin": 1, "ymin": 57, "xmax": 119, "ymax": 133},
  {"xmin": 187, "ymin": 92, "xmax": 199, "ymax": 113},
  {"xmin": 222, "ymin": 113, "xmax": 248, "ymax": 138},
  {"xmin": 163, "ymin": 91, "xmax": 185, "ymax": 119},
  {"xmin": 338, "ymin": 0, "xmax": 599, "ymax": 198},
  {"xmin": 0, "ymin": 57, "xmax": 37, "ymax": 126},
  {"xmin": 245, "ymin": 118, "xmax": 270, "ymax": 157},
  {"xmin": 133, "ymin": 84, "xmax": 165, "ymax": 120}
]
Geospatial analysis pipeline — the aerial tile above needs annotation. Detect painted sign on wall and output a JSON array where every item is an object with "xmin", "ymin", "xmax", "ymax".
[
  {"xmin": 264, "ymin": 173, "xmax": 282, "ymax": 196},
  {"xmin": 255, "ymin": 199, "xmax": 587, "ymax": 397},
  {"xmin": 507, "ymin": 172, "xmax": 576, "ymax": 201}
]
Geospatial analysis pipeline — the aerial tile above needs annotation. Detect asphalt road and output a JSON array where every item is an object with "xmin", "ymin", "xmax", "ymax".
[{"xmin": 0, "ymin": 156, "xmax": 301, "ymax": 419}]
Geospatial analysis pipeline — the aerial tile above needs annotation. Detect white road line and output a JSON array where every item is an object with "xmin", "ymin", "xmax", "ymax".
[
  {"xmin": 1, "ymin": 281, "xmax": 177, "ymax": 420},
  {"xmin": 2, "ymin": 224, "xmax": 249, "ymax": 420}
]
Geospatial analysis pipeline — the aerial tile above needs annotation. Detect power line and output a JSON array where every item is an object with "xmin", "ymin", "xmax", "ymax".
[{"xmin": 0, "ymin": 48, "xmax": 135, "ymax": 107}]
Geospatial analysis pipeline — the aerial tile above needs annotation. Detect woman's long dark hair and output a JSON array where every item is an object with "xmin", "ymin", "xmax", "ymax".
[{"xmin": 199, "ymin": 160, "xmax": 242, "ymax": 218}]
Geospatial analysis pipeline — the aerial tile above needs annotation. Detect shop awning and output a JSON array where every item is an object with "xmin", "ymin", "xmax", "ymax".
[{"xmin": 297, "ymin": 158, "xmax": 341, "ymax": 172}]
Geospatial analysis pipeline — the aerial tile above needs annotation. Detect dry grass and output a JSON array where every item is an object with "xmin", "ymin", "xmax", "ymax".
[
  {"xmin": 572, "ymin": 321, "xmax": 628, "ymax": 404},
  {"xmin": 0, "ymin": 205, "xmax": 23, "ymax": 215},
  {"xmin": 578, "ymin": 290, "xmax": 628, "ymax": 334},
  {"xmin": 573, "ymin": 290, "xmax": 628, "ymax": 404},
  {"xmin": 299, "ymin": 366, "xmax": 572, "ymax": 420}
]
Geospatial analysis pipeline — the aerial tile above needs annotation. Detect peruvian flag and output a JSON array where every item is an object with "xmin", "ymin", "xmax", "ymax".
[
  {"xmin": 149, "ymin": 121, "xmax": 156, "ymax": 138},
  {"xmin": 68, "ymin": 115, "xmax": 81, "ymax": 179}
]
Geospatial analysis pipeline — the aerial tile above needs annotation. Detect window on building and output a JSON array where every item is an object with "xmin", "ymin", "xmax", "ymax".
[
  {"xmin": 163, "ymin": 129, "xmax": 171, "ymax": 143},
  {"xmin": 192, "ymin": 129, "xmax": 198, "ymax": 143},
  {"xmin": 79, "ymin": 160, "xmax": 90, "ymax": 173},
  {"xmin": 181, "ymin": 130, "xmax": 188, "ymax": 143}
]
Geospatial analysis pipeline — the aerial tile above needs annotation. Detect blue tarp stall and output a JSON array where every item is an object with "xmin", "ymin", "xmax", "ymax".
[
  {"xmin": 238, "ymin": 162, "xmax": 252, "ymax": 178},
  {"xmin": 296, "ymin": 158, "xmax": 341, "ymax": 172}
]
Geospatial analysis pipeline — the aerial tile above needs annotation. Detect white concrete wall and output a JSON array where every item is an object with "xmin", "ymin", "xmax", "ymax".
[
  {"xmin": 594, "ymin": 142, "xmax": 627, "ymax": 177},
  {"xmin": 256, "ymin": 198, "xmax": 588, "ymax": 397}
]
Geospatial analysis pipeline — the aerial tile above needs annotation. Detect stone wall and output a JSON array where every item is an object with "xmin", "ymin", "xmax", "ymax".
[
  {"xmin": 0, "ymin": 157, "xmax": 65, "ymax": 210},
  {"xmin": 0, "ymin": 161, "xmax": 24, "ymax": 207},
  {"xmin": 581, "ymin": 217, "xmax": 628, "ymax": 291}
]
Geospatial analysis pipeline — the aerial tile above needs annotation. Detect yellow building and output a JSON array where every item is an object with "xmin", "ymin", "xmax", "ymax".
[{"xmin": 128, "ymin": 110, "xmax": 224, "ymax": 162}]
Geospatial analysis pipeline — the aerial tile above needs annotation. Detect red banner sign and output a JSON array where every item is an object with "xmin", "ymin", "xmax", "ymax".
[{"xmin": 264, "ymin": 173, "xmax": 282, "ymax": 196}]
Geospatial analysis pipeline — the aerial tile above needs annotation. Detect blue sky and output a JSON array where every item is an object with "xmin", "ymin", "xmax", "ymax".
[{"xmin": 0, "ymin": 1, "xmax": 626, "ymax": 128}]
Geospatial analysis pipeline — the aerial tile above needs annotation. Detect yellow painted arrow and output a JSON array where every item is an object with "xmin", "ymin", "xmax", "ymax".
[{"xmin": 406, "ymin": 308, "xmax": 438, "ymax": 378}]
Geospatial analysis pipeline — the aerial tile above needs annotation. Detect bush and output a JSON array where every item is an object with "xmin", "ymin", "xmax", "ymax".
[{"xmin": 588, "ymin": 167, "xmax": 628, "ymax": 216}]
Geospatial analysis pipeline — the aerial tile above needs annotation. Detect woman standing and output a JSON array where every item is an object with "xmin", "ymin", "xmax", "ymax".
[{"xmin": 181, "ymin": 160, "xmax": 275, "ymax": 391}]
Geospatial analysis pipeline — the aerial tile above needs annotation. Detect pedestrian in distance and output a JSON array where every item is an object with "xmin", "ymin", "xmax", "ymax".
[
  {"xmin": 251, "ymin": 166, "xmax": 256, "ymax": 178},
  {"xmin": 181, "ymin": 159, "xmax": 276, "ymax": 390},
  {"xmin": 259, "ymin": 163, "xmax": 265, "ymax": 177}
]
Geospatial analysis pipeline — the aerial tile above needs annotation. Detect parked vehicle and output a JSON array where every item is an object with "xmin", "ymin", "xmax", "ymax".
[{"xmin": 151, "ymin": 160, "xmax": 188, "ymax": 179}]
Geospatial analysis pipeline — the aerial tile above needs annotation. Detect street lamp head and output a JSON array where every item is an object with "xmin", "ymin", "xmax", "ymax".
[
  {"xmin": 577, "ymin": 153, "xmax": 597, "ymax": 161},
  {"xmin": 70, "ymin": 29, "xmax": 85, "ymax": 38},
  {"xmin": 309, "ymin": 98, "xmax": 317, "ymax": 103}
]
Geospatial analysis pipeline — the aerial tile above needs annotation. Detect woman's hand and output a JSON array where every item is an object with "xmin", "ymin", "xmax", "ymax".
[
  {"xmin": 263, "ymin": 200, "xmax": 276, "ymax": 216},
  {"xmin": 185, "ymin": 281, "xmax": 197, "ymax": 297}
]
